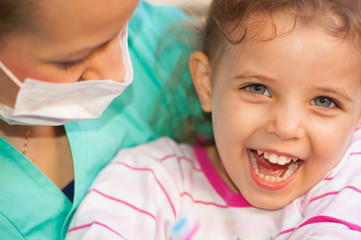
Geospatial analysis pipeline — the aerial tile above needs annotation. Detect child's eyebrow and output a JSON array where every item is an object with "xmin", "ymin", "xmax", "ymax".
[
  {"xmin": 232, "ymin": 73, "xmax": 276, "ymax": 83},
  {"xmin": 314, "ymin": 86, "xmax": 352, "ymax": 102}
]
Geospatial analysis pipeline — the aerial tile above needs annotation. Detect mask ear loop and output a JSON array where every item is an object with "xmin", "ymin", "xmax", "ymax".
[
  {"xmin": 0, "ymin": 60, "xmax": 24, "ymax": 87},
  {"xmin": 119, "ymin": 24, "xmax": 133, "ymax": 84}
]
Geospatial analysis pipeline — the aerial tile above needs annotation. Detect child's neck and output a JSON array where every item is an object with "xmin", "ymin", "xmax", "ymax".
[{"xmin": 206, "ymin": 145, "xmax": 240, "ymax": 193}]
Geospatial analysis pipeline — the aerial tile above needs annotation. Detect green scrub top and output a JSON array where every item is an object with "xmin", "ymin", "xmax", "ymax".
[{"xmin": 0, "ymin": 2, "xmax": 209, "ymax": 239}]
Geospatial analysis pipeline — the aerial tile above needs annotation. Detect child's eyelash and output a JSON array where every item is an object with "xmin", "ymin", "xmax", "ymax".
[
  {"xmin": 241, "ymin": 83, "xmax": 271, "ymax": 96},
  {"xmin": 311, "ymin": 96, "xmax": 341, "ymax": 109},
  {"xmin": 240, "ymin": 84, "xmax": 342, "ymax": 110}
]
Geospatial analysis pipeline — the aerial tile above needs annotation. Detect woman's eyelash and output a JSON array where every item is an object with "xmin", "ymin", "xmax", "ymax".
[{"xmin": 57, "ymin": 58, "xmax": 84, "ymax": 69}]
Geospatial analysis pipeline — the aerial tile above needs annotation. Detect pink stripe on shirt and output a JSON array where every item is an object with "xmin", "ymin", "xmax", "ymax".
[
  {"xmin": 350, "ymin": 152, "xmax": 361, "ymax": 156},
  {"xmin": 309, "ymin": 185, "xmax": 361, "ymax": 203},
  {"xmin": 181, "ymin": 192, "xmax": 229, "ymax": 208},
  {"xmin": 67, "ymin": 221, "xmax": 127, "ymax": 239},
  {"xmin": 273, "ymin": 228, "xmax": 296, "ymax": 239},
  {"xmin": 156, "ymin": 154, "xmax": 202, "ymax": 172},
  {"xmin": 113, "ymin": 162, "xmax": 177, "ymax": 218},
  {"xmin": 323, "ymin": 177, "xmax": 334, "ymax": 181},
  {"xmin": 89, "ymin": 189, "xmax": 156, "ymax": 221},
  {"xmin": 297, "ymin": 215, "xmax": 361, "ymax": 232}
]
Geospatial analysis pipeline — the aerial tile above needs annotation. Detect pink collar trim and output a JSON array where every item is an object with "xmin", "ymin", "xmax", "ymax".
[{"xmin": 193, "ymin": 144, "xmax": 252, "ymax": 207}]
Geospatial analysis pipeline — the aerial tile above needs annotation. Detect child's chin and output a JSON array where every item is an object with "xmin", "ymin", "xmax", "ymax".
[{"xmin": 244, "ymin": 193, "xmax": 294, "ymax": 210}]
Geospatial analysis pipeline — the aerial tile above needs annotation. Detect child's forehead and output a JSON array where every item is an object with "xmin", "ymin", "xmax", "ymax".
[
  {"xmin": 232, "ymin": 12, "xmax": 328, "ymax": 41},
  {"xmin": 219, "ymin": 16, "xmax": 361, "ymax": 87},
  {"xmin": 242, "ymin": 13, "xmax": 297, "ymax": 42},
  {"xmin": 222, "ymin": 11, "xmax": 360, "ymax": 57},
  {"xmin": 234, "ymin": 22, "xmax": 358, "ymax": 62}
]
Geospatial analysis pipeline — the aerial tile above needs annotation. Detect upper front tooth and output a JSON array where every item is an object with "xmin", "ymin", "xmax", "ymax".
[
  {"xmin": 278, "ymin": 156, "xmax": 288, "ymax": 165},
  {"xmin": 263, "ymin": 152, "xmax": 294, "ymax": 165},
  {"xmin": 268, "ymin": 154, "xmax": 278, "ymax": 164}
]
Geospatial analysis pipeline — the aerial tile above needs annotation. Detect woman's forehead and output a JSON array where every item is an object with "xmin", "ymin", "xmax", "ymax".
[
  {"xmin": 37, "ymin": 0, "xmax": 136, "ymax": 37},
  {"xmin": 23, "ymin": 0, "xmax": 138, "ymax": 58}
]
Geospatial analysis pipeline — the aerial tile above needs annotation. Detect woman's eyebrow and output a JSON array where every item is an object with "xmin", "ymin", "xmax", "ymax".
[
  {"xmin": 61, "ymin": 39, "xmax": 112, "ymax": 61},
  {"xmin": 53, "ymin": 30, "xmax": 121, "ymax": 61},
  {"xmin": 45, "ymin": 40, "xmax": 111, "ymax": 64}
]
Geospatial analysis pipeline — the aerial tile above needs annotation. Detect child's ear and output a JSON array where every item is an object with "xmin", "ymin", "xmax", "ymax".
[{"xmin": 189, "ymin": 51, "xmax": 213, "ymax": 113}]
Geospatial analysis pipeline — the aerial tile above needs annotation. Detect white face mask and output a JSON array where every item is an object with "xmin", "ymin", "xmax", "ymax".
[{"xmin": 0, "ymin": 28, "xmax": 133, "ymax": 126}]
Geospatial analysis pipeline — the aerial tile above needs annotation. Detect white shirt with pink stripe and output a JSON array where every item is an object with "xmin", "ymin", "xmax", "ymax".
[{"xmin": 66, "ymin": 131, "xmax": 361, "ymax": 240}]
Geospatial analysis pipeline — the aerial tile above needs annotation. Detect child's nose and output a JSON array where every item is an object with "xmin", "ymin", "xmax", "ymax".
[{"xmin": 265, "ymin": 103, "xmax": 306, "ymax": 140}]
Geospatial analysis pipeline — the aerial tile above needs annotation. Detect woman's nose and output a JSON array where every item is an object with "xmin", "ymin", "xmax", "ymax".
[
  {"xmin": 80, "ymin": 34, "xmax": 126, "ymax": 83},
  {"xmin": 265, "ymin": 103, "xmax": 306, "ymax": 141}
]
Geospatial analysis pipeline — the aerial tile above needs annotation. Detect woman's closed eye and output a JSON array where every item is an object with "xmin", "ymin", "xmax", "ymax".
[
  {"xmin": 244, "ymin": 84, "xmax": 271, "ymax": 96},
  {"xmin": 56, "ymin": 58, "xmax": 85, "ymax": 69},
  {"xmin": 54, "ymin": 38, "xmax": 113, "ymax": 70}
]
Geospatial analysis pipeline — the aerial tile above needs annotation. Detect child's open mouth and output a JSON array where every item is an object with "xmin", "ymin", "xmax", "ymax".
[{"xmin": 249, "ymin": 149, "xmax": 303, "ymax": 189}]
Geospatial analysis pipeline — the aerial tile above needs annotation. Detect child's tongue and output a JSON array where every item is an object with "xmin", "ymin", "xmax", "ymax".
[{"xmin": 254, "ymin": 152, "xmax": 290, "ymax": 178}]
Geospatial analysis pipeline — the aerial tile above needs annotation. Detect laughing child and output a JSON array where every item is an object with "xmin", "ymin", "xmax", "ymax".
[{"xmin": 66, "ymin": 0, "xmax": 361, "ymax": 239}]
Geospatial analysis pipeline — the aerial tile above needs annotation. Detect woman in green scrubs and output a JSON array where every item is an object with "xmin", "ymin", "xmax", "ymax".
[{"xmin": 0, "ymin": 1, "xmax": 205, "ymax": 239}]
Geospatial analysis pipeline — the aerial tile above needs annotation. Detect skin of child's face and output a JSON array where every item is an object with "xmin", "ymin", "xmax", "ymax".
[
  {"xmin": 190, "ymin": 17, "xmax": 361, "ymax": 209},
  {"xmin": 0, "ymin": 0, "xmax": 138, "ymax": 107}
]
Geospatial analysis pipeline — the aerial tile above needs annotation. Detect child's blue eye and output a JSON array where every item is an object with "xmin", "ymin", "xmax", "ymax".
[
  {"xmin": 246, "ymin": 84, "xmax": 271, "ymax": 96},
  {"xmin": 311, "ymin": 96, "xmax": 336, "ymax": 108}
]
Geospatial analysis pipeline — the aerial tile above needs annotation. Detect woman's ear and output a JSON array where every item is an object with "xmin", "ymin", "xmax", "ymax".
[{"xmin": 189, "ymin": 51, "xmax": 213, "ymax": 113}]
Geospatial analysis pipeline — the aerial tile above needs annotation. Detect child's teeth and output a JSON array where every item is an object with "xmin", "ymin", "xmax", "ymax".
[
  {"xmin": 250, "ymin": 151, "xmax": 300, "ymax": 183},
  {"xmin": 260, "ymin": 150, "xmax": 296, "ymax": 165},
  {"xmin": 278, "ymin": 156, "xmax": 288, "ymax": 165},
  {"xmin": 270, "ymin": 176, "xmax": 276, "ymax": 183},
  {"xmin": 268, "ymin": 154, "xmax": 278, "ymax": 164},
  {"xmin": 257, "ymin": 150, "xmax": 264, "ymax": 156}
]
